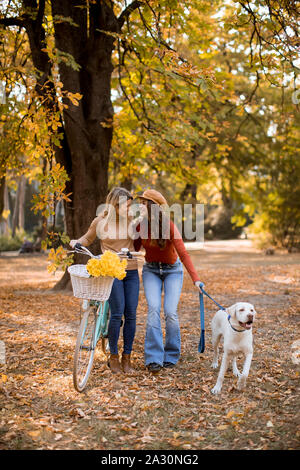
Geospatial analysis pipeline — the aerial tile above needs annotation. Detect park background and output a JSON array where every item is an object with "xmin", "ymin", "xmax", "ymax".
[{"xmin": 0, "ymin": 0, "xmax": 299, "ymax": 450}]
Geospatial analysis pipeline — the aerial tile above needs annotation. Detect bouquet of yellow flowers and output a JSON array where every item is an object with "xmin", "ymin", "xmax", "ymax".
[{"xmin": 86, "ymin": 251, "xmax": 127, "ymax": 280}]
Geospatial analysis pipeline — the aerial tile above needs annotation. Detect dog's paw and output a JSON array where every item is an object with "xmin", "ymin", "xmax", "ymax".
[
  {"xmin": 211, "ymin": 384, "xmax": 222, "ymax": 395},
  {"xmin": 233, "ymin": 367, "xmax": 241, "ymax": 377},
  {"xmin": 211, "ymin": 360, "xmax": 218, "ymax": 369},
  {"xmin": 237, "ymin": 375, "xmax": 247, "ymax": 390}
]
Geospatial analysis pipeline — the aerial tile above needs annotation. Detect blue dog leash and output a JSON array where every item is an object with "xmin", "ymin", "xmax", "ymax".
[
  {"xmin": 198, "ymin": 283, "xmax": 226, "ymax": 354},
  {"xmin": 198, "ymin": 286, "xmax": 206, "ymax": 353}
]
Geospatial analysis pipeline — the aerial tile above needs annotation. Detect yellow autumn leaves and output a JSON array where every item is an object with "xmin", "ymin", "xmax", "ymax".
[
  {"xmin": 47, "ymin": 246, "xmax": 74, "ymax": 274},
  {"xmin": 86, "ymin": 251, "xmax": 127, "ymax": 280}
]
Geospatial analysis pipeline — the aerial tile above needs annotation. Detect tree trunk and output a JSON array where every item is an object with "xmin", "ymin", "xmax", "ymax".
[
  {"xmin": 12, "ymin": 178, "xmax": 20, "ymax": 237},
  {"xmin": 2, "ymin": 0, "xmax": 142, "ymax": 289},
  {"xmin": 179, "ymin": 144, "xmax": 200, "ymax": 240},
  {"xmin": 0, "ymin": 177, "xmax": 10, "ymax": 236},
  {"xmin": 0, "ymin": 177, "xmax": 4, "ymax": 217},
  {"xmin": 49, "ymin": 0, "xmax": 118, "ymax": 290},
  {"xmin": 18, "ymin": 176, "xmax": 26, "ymax": 231},
  {"xmin": 11, "ymin": 176, "xmax": 26, "ymax": 237}
]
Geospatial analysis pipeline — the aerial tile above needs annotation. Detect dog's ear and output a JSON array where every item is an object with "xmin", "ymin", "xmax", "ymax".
[{"xmin": 226, "ymin": 304, "xmax": 237, "ymax": 318}]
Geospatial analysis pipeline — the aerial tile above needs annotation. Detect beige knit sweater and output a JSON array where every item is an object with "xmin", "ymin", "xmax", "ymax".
[{"xmin": 78, "ymin": 214, "xmax": 138, "ymax": 270}]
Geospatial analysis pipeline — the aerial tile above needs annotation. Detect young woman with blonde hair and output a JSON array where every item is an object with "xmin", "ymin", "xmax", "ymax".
[{"xmin": 70, "ymin": 187, "xmax": 140, "ymax": 375}]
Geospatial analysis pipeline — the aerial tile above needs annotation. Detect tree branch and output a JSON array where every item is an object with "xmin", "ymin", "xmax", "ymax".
[
  {"xmin": 36, "ymin": 0, "xmax": 46, "ymax": 27},
  {"xmin": 0, "ymin": 16, "xmax": 24, "ymax": 27},
  {"xmin": 118, "ymin": 1, "xmax": 143, "ymax": 29}
]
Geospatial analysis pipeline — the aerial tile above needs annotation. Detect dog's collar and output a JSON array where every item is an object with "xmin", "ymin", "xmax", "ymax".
[{"xmin": 227, "ymin": 315, "xmax": 247, "ymax": 333}]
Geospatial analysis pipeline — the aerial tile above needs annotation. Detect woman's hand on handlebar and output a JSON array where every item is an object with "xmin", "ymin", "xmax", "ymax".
[{"xmin": 70, "ymin": 239, "xmax": 79, "ymax": 249}]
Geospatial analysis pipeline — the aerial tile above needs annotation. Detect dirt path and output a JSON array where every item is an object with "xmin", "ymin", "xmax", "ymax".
[{"xmin": 0, "ymin": 241, "xmax": 299, "ymax": 450}]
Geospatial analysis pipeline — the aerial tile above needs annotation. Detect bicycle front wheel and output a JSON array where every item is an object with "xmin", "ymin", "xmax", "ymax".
[{"xmin": 73, "ymin": 305, "xmax": 97, "ymax": 392}]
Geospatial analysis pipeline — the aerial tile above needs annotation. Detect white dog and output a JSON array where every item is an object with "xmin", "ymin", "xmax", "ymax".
[{"xmin": 211, "ymin": 302, "xmax": 256, "ymax": 394}]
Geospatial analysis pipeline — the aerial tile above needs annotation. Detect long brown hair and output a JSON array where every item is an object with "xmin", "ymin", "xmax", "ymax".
[
  {"xmin": 97, "ymin": 187, "xmax": 133, "ymax": 238},
  {"xmin": 145, "ymin": 199, "xmax": 170, "ymax": 249}
]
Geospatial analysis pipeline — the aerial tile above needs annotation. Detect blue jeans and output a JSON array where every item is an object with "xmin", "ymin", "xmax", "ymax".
[
  {"xmin": 108, "ymin": 269, "xmax": 139, "ymax": 355},
  {"xmin": 142, "ymin": 258, "xmax": 184, "ymax": 366}
]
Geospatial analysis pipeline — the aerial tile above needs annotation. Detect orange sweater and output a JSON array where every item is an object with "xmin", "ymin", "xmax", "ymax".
[{"xmin": 134, "ymin": 220, "xmax": 200, "ymax": 283}]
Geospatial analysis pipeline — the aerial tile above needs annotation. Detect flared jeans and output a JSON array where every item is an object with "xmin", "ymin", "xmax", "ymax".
[{"xmin": 142, "ymin": 258, "xmax": 184, "ymax": 366}]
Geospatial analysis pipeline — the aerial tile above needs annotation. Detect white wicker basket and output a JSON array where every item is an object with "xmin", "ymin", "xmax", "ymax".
[{"xmin": 68, "ymin": 264, "xmax": 114, "ymax": 301}]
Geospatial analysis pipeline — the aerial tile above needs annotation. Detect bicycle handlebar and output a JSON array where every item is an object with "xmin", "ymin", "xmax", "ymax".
[
  {"xmin": 73, "ymin": 244, "xmax": 96, "ymax": 258},
  {"xmin": 70, "ymin": 243, "xmax": 143, "ymax": 260}
]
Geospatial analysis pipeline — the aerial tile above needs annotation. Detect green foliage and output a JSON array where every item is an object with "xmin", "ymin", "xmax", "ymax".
[
  {"xmin": 0, "ymin": 228, "xmax": 32, "ymax": 252},
  {"xmin": 247, "ymin": 153, "xmax": 300, "ymax": 249},
  {"xmin": 31, "ymin": 162, "xmax": 70, "ymax": 219}
]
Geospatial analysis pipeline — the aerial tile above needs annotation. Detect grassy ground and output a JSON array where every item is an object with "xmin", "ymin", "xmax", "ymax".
[{"xmin": 0, "ymin": 242, "xmax": 299, "ymax": 450}]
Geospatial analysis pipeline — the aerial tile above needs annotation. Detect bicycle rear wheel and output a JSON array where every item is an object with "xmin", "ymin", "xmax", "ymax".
[{"xmin": 73, "ymin": 304, "xmax": 97, "ymax": 392}]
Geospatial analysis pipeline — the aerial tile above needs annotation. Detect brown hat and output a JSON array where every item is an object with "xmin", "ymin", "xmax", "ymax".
[{"xmin": 138, "ymin": 189, "xmax": 168, "ymax": 207}]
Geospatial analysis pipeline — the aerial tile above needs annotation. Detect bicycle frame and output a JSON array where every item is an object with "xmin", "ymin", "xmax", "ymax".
[
  {"xmin": 94, "ymin": 300, "xmax": 110, "ymax": 345},
  {"xmin": 81, "ymin": 300, "xmax": 110, "ymax": 350}
]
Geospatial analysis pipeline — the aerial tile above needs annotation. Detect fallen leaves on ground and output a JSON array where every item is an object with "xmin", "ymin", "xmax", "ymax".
[{"xmin": 0, "ymin": 251, "xmax": 299, "ymax": 450}]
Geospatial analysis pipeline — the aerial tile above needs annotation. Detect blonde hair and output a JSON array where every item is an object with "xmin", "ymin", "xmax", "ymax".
[{"xmin": 97, "ymin": 187, "xmax": 133, "ymax": 239}]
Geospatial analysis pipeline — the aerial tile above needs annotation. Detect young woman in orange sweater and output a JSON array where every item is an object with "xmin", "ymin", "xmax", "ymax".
[{"xmin": 134, "ymin": 189, "xmax": 204, "ymax": 373}]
